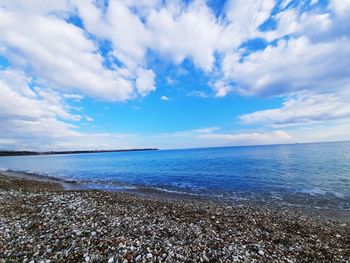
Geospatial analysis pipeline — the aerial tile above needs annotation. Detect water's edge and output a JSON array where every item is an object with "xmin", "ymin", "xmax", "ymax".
[{"xmin": 2, "ymin": 169, "xmax": 350, "ymax": 223}]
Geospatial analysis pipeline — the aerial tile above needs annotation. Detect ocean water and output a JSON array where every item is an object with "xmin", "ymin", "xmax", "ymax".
[{"xmin": 1, "ymin": 141, "xmax": 350, "ymax": 210}]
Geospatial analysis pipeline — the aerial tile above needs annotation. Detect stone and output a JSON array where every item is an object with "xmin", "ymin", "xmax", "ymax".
[{"xmin": 202, "ymin": 254, "xmax": 210, "ymax": 262}]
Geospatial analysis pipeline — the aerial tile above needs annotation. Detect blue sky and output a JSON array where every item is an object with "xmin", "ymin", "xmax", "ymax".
[{"xmin": 0, "ymin": 0, "xmax": 350, "ymax": 150}]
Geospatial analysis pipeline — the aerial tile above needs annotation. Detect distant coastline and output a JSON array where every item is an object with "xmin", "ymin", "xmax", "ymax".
[{"xmin": 0, "ymin": 148, "xmax": 158, "ymax": 157}]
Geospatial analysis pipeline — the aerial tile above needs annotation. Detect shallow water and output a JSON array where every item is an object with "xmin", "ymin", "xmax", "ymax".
[{"xmin": 1, "ymin": 141, "xmax": 350, "ymax": 209}]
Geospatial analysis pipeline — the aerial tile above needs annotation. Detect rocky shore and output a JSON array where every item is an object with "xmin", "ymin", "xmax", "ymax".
[{"xmin": 0, "ymin": 173, "xmax": 349, "ymax": 262}]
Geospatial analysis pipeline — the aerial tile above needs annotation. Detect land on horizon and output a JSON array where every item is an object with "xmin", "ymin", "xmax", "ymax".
[{"xmin": 0, "ymin": 148, "xmax": 158, "ymax": 157}]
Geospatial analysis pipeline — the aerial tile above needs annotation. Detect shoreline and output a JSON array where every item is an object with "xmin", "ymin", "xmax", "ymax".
[
  {"xmin": 2, "ymin": 169, "xmax": 350, "ymax": 222},
  {"xmin": 0, "ymin": 172, "xmax": 349, "ymax": 262}
]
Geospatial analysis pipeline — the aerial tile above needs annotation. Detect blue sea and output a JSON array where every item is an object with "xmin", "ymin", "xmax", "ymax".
[{"xmin": 1, "ymin": 141, "xmax": 350, "ymax": 210}]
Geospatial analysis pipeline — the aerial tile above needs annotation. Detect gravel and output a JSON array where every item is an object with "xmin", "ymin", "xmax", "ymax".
[{"xmin": 0, "ymin": 173, "xmax": 349, "ymax": 262}]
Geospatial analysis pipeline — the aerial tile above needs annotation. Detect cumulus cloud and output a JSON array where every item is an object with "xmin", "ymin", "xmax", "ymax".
[
  {"xmin": 240, "ymin": 91, "xmax": 350, "ymax": 125},
  {"xmin": 212, "ymin": 80, "xmax": 233, "ymax": 98},
  {"xmin": 146, "ymin": 1, "xmax": 222, "ymax": 71},
  {"xmin": 0, "ymin": 69, "xmax": 80, "ymax": 121},
  {"xmin": 135, "ymin": 68, "xmax": 156, "ymax": 96},
  {"xmin": 1, "ymin": 0, "xmax": 349, "ymax": 149},
  {"xmin": 0, "ymin": 69, "xmax": 133, "ymax": 150},
  {"xmin": 0, "ymin": 1, "xmax": 161, "ymax": 101},
  {"xmin": 225, "ymin": 0, "xmax": 275, "ymax": 38},
  {"xmin": 2, "ymin": 0, "xmax": 349, "ymax": 101},
  {"xmin": 0, "ymin": 6, "xmax": 135, "ymax": 101},
  {"xmin": 217, "ymin": 0, "xmax": 350, "ymax": 97},
  {"xmin": 222, "ymin": 37, "xmax": 350, "ymax": 97}
]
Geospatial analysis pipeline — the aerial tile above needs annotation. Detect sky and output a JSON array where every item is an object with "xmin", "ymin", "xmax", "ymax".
[{"xmin": 0, "ymin": 0, "xmax": 350, "ymax": 150}]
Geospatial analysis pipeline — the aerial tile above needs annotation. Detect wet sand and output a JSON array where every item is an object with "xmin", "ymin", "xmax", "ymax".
[{"xmin": 0, "ymin": 172, "xmax": 349, "ymax": 262}]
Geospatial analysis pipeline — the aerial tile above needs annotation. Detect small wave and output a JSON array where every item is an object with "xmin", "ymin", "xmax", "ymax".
[
  {"xmin": 72, "ymin": 183, "xmax": 137, "ymax": 191},
  {"xmin": 300, "ymin": 188, "xmax": 346, "ymax": 198},
  {"xmin": 4, "ymin": 169, "xmax": 78, "ymax": 184},
  {"xmin": 152, "ymin": 187, "xmax": 202, "ymax": 196},
  {"xmin": 3, "ymin": 169, "xmax": 349, "ymax": 210}
]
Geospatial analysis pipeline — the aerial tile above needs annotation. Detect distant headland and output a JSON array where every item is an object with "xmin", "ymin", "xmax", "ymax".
[{"xmin": 0, "ymin": 148, "xmax": 158, "ymax": 157}]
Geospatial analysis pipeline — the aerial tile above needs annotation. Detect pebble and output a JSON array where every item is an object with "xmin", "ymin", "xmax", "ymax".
[
  {"xmin": 0, "ymin": 173, "xmax": 349, "ymax": 263},
  {"xmin": 202, "ymin": 254, "xmax": 210, "ymax": 262}
]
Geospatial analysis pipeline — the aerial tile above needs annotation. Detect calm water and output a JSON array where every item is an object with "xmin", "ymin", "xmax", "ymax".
[{"xmin": 1, "ymin": 141, "xmax": 350, "ymax": 209}]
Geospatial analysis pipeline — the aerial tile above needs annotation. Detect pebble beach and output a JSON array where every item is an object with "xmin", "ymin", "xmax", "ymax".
[{"xmin": 0, "ymin": 172, "xmax": 349, "ymax": 263}]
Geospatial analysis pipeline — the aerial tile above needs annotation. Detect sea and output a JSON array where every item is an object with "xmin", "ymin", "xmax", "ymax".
[{"xmin": 1, "ymin": 141, "xmax": 350, "ymax": 210}]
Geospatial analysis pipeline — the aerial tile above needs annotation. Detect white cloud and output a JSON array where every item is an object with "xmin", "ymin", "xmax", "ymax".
[
  {"xmin": 192, "ymin": 127, "xmax": 220, "ymax": 133},
  {"xmin": 240, "ymin": 91, "xmax": 350, "ymax": 125},
  {"xmin": 197, "ymin": 130, "xmax": 292, "ymax": 145},
  {"xmin": 160, "ymin": 95, "xmax": 170, "ymax": 101},
  {"xmin": 76, "ymin": 0, "xmax": 276, "ymax": 74},
  {"xmin": 75, "ymin": 0, "xmax": 157, "ymax": 97},
  {"xmin": 0, "ymin": 69, "xmax": 78, "ymax": 150},
  {"xmin": 221, "ymin": 37, "xmax": 350, "ymax": 97},
  {"xmin": 218, "ymin": 0, "xmax": 350, "ymax": 99},
  {"xmin": 135, "ymin": 68, "xmax": 156, "ymax": 96},
  {"xmin": 0, "ymin": 69, "xmax": 36, "ymax": 97},
  {"xmin": 225, "ymin": 0, "xmax": 275, "ymax": 37},
  {"xmin": 63, "ymin": 93, "xmax": 83, "ymax": 101},
  {"xmin": 2, "ymin": 0, "xmax": 349, "ymax": 103},
  {"xmin": 0, "ymin": 0, "xmax": 71, "ymax": 14},
  {"xmin": 287, "ymin": 121, "xmax": 350, "ymax": 143},
  {"xmin": 213, "ymin": 80, "xmax": 233, "ymax": 97},
  {"xmin": 186, "ymin": 90, "xmax": 209, "ymax": 98},
  {"xmin": 330, "ymin": 0, "xmax": 350, "ymax": 16},
  {"xmin": 0, "ymin": 69, "xmax": 80, "ymax": 122},
  {"xmin": 0, "ymin": 6, "xmax": 134, "ymax": 101},
  {"xmin": 145, "ymin": 1, "xmax": 223, "ymax": 71},
  {"xmin": 280, "ymin": 0, "xmax": 293, "ymax": 9},
  {"xmin": 154, "ymin": 129, "xmax": 292, "ymax": 148}
]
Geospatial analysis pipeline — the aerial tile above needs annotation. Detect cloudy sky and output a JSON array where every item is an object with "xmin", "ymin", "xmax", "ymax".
[{"xmin": 0, "ymin": 0, "xmax": 349, "ymax": 150}]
